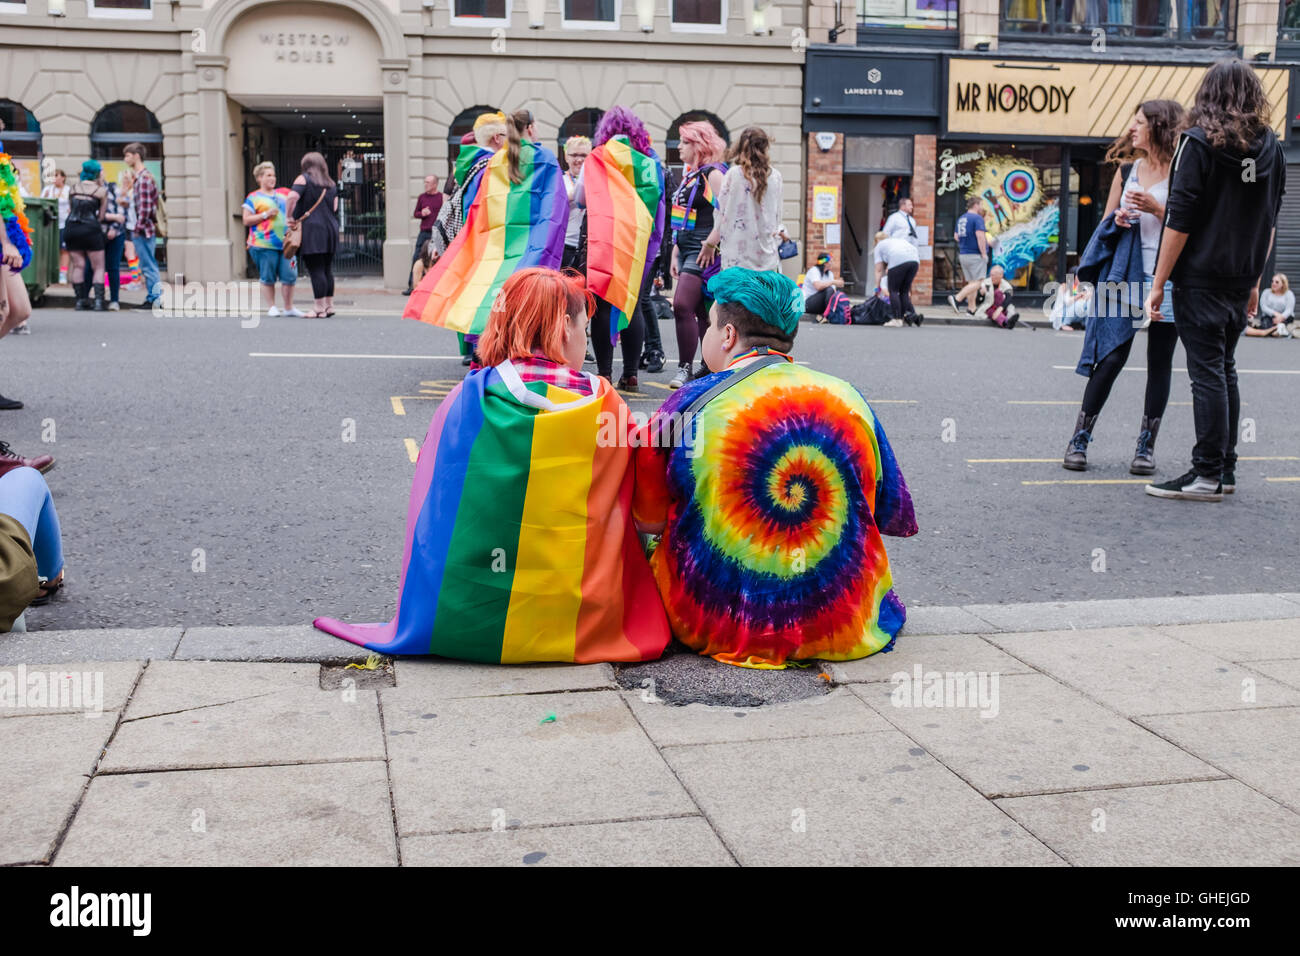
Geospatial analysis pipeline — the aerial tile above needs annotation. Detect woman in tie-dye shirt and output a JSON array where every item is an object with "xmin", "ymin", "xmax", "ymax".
[{"xmin": 241, "ymin": 162, "xmax": 302, "ymax": 317}]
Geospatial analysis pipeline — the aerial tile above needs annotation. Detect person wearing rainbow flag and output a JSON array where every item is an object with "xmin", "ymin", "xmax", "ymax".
[
  {"xmin": 634, "ymin": 267, "xmax": 917, "ymax": 669},
  {"xmin": 316, "ymin": 267, "xmax": 670, "ymax": 663}
]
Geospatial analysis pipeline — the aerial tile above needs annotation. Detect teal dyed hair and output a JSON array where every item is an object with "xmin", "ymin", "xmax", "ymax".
[{"xmin": 709, "ymin": 267, "xmax": 804, "ymax": 336}]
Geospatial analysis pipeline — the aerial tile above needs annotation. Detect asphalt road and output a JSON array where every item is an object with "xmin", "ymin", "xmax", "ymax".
[{"xmin": 7, "ymin": 303, "xmax": 1300, "ymax": 631}]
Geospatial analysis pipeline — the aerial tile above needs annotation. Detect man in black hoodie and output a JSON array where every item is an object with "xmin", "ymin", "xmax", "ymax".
[{"xmin": 1144, "ymin": 59, "xmax": 1285, "ymax": 502}]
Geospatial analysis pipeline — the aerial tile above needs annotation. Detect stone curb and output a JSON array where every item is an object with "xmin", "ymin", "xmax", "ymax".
[{"xmin": 5, "ymin": 592, "xmax": 1297, "ymax": 664}]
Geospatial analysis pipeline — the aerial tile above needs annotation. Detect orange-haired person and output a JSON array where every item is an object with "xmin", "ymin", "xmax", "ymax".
[{"xmin": 314, "ymin": 266, "xmax": 670, "ymax": 663}]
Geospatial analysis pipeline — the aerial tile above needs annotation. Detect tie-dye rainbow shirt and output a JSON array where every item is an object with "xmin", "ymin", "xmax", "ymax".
[
  {"xmin": 243, "ymin": 187, "xmax": 293, "ymax": 250},
  {"xmin": 634, "ymin": 349, "xmax": 917, "ymax": 669}
]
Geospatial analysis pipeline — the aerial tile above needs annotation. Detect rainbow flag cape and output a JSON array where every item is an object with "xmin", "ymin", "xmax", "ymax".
[
  {"xmin": 404, "ymin": 142, "xmax": 568, "ymax": 336},
  {"xmin": 582, "ymin": 136, "xmax": 664, "ymax": 344},
  {"xmin": 0, "ymin": 147, "xmax": 33, "ymax": 270},
  {"xmin": 314, "ymin": 363, "xmax": 671, "ymax": 663},
  {"xmin": 634, "ymin": 354, "xmax": 917, "ymax": 669}
]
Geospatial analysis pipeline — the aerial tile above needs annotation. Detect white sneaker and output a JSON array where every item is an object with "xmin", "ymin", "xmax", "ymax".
[
  {"xmin": 267, "ymin": 306, "xmax": 282, "ymax": 317},
  {"xmin": 884, "ymin": 318, "xmax": 905, "ymax": 327},
  {"xmin": 282, "ymin": 307, "xmax": 304, "ymax": 317},
  {"xmin": 12, "ymin": 322, "xmax": 30, "ymax": 334},
  {"xmin": 1278, "ymin": 323, "xmax": 1292, "ymax": 338},
  {"xmin": 947, "ymin": 294, "xmax": 961, "ymax": 315},
  {"xmin": 107, "ymin": 301, "xmax": 120, "ymax": 312}
]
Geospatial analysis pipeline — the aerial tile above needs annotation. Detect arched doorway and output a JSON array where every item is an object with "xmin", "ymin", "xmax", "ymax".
[
  {"xmin": 197, "ymin": 0, "xmax": 410, "ymax": 286},
  {"xmin": 92, "ymin": 101, "xmax": 165, "ymax": 267},
  {"xmin": 0, "ymin": 100, "xmax": 41, "ymax": 197}
]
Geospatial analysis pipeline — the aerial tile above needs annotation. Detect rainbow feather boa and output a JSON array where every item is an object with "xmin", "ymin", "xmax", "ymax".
[{"xmin": 0, "ymin": 149, "xmax": 34, "ymax": 271}]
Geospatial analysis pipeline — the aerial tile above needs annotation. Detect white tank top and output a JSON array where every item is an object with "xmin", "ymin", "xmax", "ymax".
[{"xmin": 1124, "ymin": 158, "xmax": 1169, "ymax": 276}]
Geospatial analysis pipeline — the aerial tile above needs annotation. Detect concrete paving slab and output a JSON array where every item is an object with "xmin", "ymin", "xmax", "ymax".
[
  {"xmin": 1155, "ymin": 618, "xmax": 1300, "ymax": 662},
  {"xmin": 852, "ymin": 674, "xmax": 1221, "ymax": 798},
  {"xmin": 0, "ymin": 714, "xmax": 115, "ymax": 864},
  {"xmin": 173, "ymin": 625, "xmax": 372, "ymax": 662},
  {"xmin": 0, "ymin": 628, "xmax": 182, "ymax": 665},
  {"xmin": 0, "ymin": 661, "xmax": 140, "ymax": 718},
  {"xmin": 662, "ymin": 731, "xmax": 1065, "ymax": 866},
  {"xmin": 102, "ymin": 662, "xmax": 383, "ymax": 771},
  {"xmin": 829, "ymin": 633, "xmax": 1037, "ymax": 685},
  {"xmin": 400, "ymin": 817, "xmax": 734, "ymax": 866},
  {"xmin": 623, "ymin": 687, "xmax": 889, "ymax": 748},
  {"xmin": 392, "ymin": 658, "xmax": 615, "ymax": 698},
  {"xmin": 383, "ymin": 690, "xmax": 695, "ymax": 835},
  {"xmin": 997, "ymin": 780, "xmax": 1300, "ymax": 866},
  {"xmin": 983, "ymin": 626, "xmax": 1300, "ymax": 716},
  {"xmin": 56, "ymin": 762, "xmax": 397, "ymax": 866},
  {"xmin": 121, "ymin": 661, "xmax": 322, "ymax": 718},
  {"xmin": 964, "ymin": 593, "xmax": 1300, "ymax": 633},
  {"xmin": 1141, "ymin": 708, "xmax": 1300, "ymax": 813},
  {"xmin": 903, "ymin": 605, "xmax": 1000, "ymax": 635},
  {"xmin": 1243, "ymin": 659, "xmax": 1300, "ymax": 690}
]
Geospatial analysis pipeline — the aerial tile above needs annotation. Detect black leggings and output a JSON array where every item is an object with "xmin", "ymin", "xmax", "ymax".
[
  {"xmin": 1081, "ymin": 322, "xmax": 1179, "ymax": 420},
  {"xmin": 673, "ymin": 272, "xmax": 710, "ymax": 365},
  {"xmin": 592, "ymin": 297, "xmax": 645, "ymax": 381},
  {"xmin": 303, "ymin": 252, "xmax": 335, "ymax": 299},
  {"xmin": 887, "ymin": 261, "xmax": 918, "ymax": 320},
  {"xmin": 804, "ymin": 287, "xmax": 830, "ymax": 316}
]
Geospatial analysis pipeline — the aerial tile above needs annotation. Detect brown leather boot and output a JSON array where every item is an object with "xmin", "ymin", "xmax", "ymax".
[{"xmin": 0, "ymin": 441, "xmax": 54, "ymax": 476}]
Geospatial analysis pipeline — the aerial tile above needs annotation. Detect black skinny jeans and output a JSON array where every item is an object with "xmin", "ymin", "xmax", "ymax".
[
  {"xmin": 1174, "ymin": 287, "xmax": 1249, "ymax": 479},
  {"xmin": 592, "ymin": 295, "xmax": 646, "ymax": 381},
  {"xmin": 1081, "ymin": 321, "xmax": 1180, "ymax": 422},
  {"xmin": 303, "ymin": 252, "xmax": 335, "ymax": 299},
  {"xmin": 887, "ymin": 261, "xmax": 918, "ymax": 320}
]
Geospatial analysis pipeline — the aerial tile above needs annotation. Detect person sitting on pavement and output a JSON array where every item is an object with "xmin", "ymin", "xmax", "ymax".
[
  {"xmin": 0, "ymin": 466, "xmax": 65, "ymax": 632},
  {"xmin": 1245, "ymin": 272, "xmax": 1294, "ymax": 338},
  {"xmin": 633, "ymin": 267, "xmax": 917, "ymax": 669},
  {"xmin": 314, "ymin": 267, "xmax": 671, "ymax": 663},
  {"xmin": 969, "ymin": 265, "xmax": 1018, "ymax": 329},
  {"xmin": 801, "ymin": 252, "xmax": 843, "ymax": 316}
]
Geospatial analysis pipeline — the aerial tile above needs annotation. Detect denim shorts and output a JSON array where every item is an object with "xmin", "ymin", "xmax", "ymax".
[
  {"xmin": 1146, "ymin": 275, "xmax": 1175, "ymax": 323},
  {"xmin": 250, "ymin": 246, "xmax": 297, "ymax": 285}
]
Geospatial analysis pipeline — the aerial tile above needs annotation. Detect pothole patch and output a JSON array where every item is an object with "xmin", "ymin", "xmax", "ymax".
[
  {"xmin": 319, "ymin": 660, "xmax": 396, "ymax": 691},
  {"xmin": 615, "ymin": 642, "xmax": 834, "ymax": 707}
]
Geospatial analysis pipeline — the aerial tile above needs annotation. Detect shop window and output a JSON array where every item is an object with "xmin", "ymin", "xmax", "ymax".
[
  {"xmin": 88, "ymin": 0, "xmax": 153, "ymax": 18},
  {"xmin": 858, "ymin": 0, "xmax": 957, "ymax": 30},
  {"xmin": 452, "ymin": 0, "xmax": 510, "ymax": 23},
  {"xmin": 0, "ymin": 99, "xmax": 41, "ymax": 198},
  {"xmin": 1283, "ymin": 0, "xmax": 1300, "ymax": 41},
  {"xmin": 0, "ymin": 1, "xmax": 27, "ymax": 16},
  {"xmin": 1002, "ymin": 0, "xmax": 1233, "ymax": 41},
  {"xmin": 665, "ymin": 110, "xmax": 730, "ymax": 174},
  {"xmin": 558, "ymin": 108, "xmax": 604, "ymax": 169},
  {"xmin": 672, "ymin": 0, "xmax": 726, "ymax": 31},
  {"xmin": 564, "ymin": 0, "xmax": 619, "ymax": 26},
  {"xmin": 90, "ymin": 101, "xmax": 164, "ymax": 196},
  {"xmin": 933, "ymin": 143, "xmax": 1063, "ymax": 295}
]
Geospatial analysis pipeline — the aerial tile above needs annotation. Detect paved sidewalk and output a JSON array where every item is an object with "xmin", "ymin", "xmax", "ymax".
[{"xmin": 3, "ymin": 594, "xmax": 1298, "ymax": 866}]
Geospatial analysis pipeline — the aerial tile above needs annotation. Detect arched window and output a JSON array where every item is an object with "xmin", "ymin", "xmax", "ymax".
[
  {"xmin": 91, "ymin": 101, "xmax": 164, "ymax": 194},
  {"xmin": 447, "ymin": 104, "xmax": 501, "ymax": 184},
  {"xmin": 557, "ymin": 107, "xmax": 604, "ymax": 170},
  {"xmin": 666, "ymin": 110, "xmax": 729, "ymax": 171},
  {"xmin": 0, "ymin": 100, "xmax": 41, "ymax": 197}
]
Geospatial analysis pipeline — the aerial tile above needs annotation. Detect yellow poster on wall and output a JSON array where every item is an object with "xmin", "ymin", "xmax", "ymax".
[{"xmin": 812, "ymin": 185, "xmax": 839, "ymax": 223}]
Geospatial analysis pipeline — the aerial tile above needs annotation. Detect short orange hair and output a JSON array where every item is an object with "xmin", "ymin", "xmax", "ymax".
[{"xmin": 476, "ymin": 268, "xmax": 594, "ymax": 367}]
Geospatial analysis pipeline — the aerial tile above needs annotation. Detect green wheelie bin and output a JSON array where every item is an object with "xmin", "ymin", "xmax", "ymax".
[{"xmin": 19, "ymin": 196, "xmax": 59, "ymax": 306}]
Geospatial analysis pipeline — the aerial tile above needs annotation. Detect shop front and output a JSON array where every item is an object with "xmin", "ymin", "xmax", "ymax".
[{"xmin": 934, "ymin": 57, "xmax": 1293, "ymax": 302}]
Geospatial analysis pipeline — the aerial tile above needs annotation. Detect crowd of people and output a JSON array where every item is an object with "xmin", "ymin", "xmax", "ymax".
[{"xmin": 315, "ymin": 103, "xmax": 918, "ymax": 670}]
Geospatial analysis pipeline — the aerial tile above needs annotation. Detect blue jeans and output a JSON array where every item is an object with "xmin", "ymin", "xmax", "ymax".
[
  {"xmin": 134, "ymin": 233, "xmax": 163, "ymax": 303},
  {"xmin": 0, "ymin": 467, "xmax": 64, "ymax": 580},
  {"xmin": 249, "ymin": 246, "xmax": 297, "ymax": 286}
]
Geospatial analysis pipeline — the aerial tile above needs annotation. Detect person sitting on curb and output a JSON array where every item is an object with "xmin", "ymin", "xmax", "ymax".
[
  {"xmin": 0, "ymin": 466, "xmax": 66, "ymax": 632},
  {"xmin": 633, "ymin": 267, "xmax": 917, "ymax": 669},
  {"xmin": 1245, "ymin": 273, "xmax": 1294, "ymax": 338},
  {"xmin": 971, "ymin": 265, "xmax": 1019, "ymax": 329}
]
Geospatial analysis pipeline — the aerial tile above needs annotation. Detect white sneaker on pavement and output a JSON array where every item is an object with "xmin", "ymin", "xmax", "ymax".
[
  {"xmin": 282, "ymin": 307, "xmax": 304, "ymax": 317},
  {"xmin": 267, "ymin": 306, "xmax": 282, "ymax": 317},
  {"xmin": 884, "ymin": 318, "xmax": 905, "ymax": 327}
]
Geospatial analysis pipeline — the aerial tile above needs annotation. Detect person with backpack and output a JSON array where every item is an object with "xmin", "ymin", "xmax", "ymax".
[
  {"xmin": 123, "ymin": 142, "xmax": 163, "ymax": 309},
  {"xmin": 1144, "ymin": 59, "xmax": 1286, "ymax": 502}
]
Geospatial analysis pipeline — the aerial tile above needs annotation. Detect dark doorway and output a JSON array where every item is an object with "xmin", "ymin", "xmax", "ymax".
[{"xmin": 240, "ymin": 107, "xmax": 385, "ymax": 276}]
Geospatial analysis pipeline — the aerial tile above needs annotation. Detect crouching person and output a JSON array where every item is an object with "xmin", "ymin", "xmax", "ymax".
[
  {"xmin": 315, "ymin": 267, "xmax": 671, "ymax": 663},
  {"xmin": 633, "ymin": 267, "xmax": 918, "ymax": 669}
]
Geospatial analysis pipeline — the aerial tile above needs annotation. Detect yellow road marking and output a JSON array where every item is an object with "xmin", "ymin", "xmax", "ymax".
[
  {"xmin": 1265, "ymin": 476, "xmax": 1300, "ymax": 482},
  {"xmin": 643, "ymin": 382, "xmax": 673, "ymax": 391},
  {"xmin": 390, "ymin": 396, "xmax": 405, "ymax": 416},
  {"xmin": 404, "ymin": 439, "xmax": 420, "ymax": 463}
]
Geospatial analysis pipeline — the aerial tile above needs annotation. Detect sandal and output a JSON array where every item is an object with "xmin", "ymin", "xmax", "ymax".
[
  {"xmin": 31, "ymin": 570, "xmax": 65, "ymax": 607},
  {"xmin": 324, "ymin": 310, "xmax": 336, "ymax": 318}
]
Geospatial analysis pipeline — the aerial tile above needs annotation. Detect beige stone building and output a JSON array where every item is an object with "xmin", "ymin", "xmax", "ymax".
[{"xmin": 1, "ymin": 0, "xmax": 807, "ymax": 287}]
